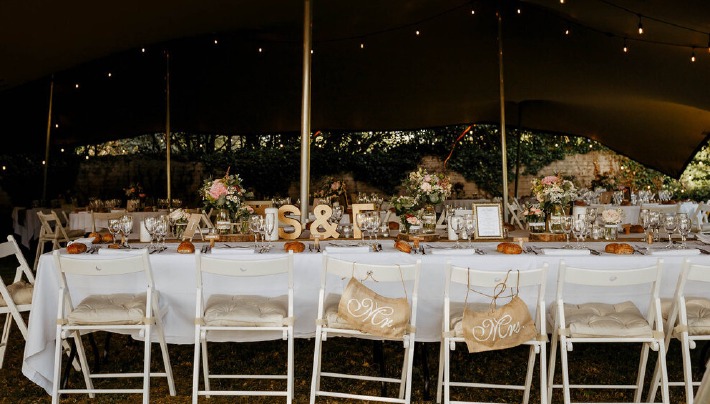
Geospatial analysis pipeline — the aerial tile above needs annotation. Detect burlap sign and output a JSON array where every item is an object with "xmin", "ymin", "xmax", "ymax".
[
  {"xmin": 338, "ymin": 277, "xmax": 410, "ymax": 338},
  {"xmin": 461, "ymin": 270, "xmax": 536, "ymax": 353}
]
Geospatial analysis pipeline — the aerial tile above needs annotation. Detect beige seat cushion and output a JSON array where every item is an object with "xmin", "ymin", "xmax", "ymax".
[
  {"xmin": 204, "ymin": 294, "xmax": 287, "ymax": 327},
  {"xmin": 448, "ymin": 302, "xmax": 495, "ymax": 337},
  {"xmin": 68, "ymin": 293, "xmax": 147, "ymax": 325},
  {"xmin": 552, "ymin": 301, "xmax": 652, "ymax": 338},
  {"xmin": 0, "ymin": 280, "xmax": 33, "ymax": 306},
  {"xmin": 661, "ymin": 296, "xmax": 710, "ymax": 336},
  {"xmin": 323, "ymin": 294, "xmax": 352, "ymax": 330}
]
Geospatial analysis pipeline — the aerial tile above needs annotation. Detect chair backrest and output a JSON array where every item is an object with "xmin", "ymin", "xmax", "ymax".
[
  {"xmin": 90, "ymin": 211, "xmax": 126, "ymax": 233},
  {"xmin": 665, "ymin": 258, "xmax": 710, "ymax": 333},
  {"xmin": 52, "ymin": 249, "xmax": 155, "ymax": 314},
  {"xmin": 195, "ymin": 250, "xmax": 294, "ymax": 316},
  {"xmin": 0, "ymin": 235, "xmax": 35, "ymax": 285},
  {"xmin": 37, "ymin": 211, "xmax": 71, "ymax": 242},
  {"xmin": 0, "ymin": 235, "xmax": 35, "ymax": 347},
  {"xmin": 445, "ymin": 262, "xmax": 548, "ymax": 334},
  {"xmin": 556, "ymin": 259, "xmax": 664, "ymax": 329},
  {"xmin": 318, "ymin": 253, "xmax": 421, "ymax": 328}
]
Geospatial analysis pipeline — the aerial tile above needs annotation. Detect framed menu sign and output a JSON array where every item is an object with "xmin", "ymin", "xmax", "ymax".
[{"xmin": 473, "ymin": 203, "xmax": 504, "ymax": 239}]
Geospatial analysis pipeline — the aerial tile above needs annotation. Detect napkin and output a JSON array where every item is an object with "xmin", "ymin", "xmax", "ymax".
[
  {"xmin": 325, "ymin": 246, "xmax": 371, "ymax": 254},
  {"xmin": 541, "ymin": 248, "xmax": 590, "ymax": 256},
  {"xmin": 98, "ymin": 247, "xmax": 146, "ymax": 255},
  {"xmin": 430, "ymin": 248, "xmax": 477, "ymax": 255},
  {"xmin": 69, "ymin": 238, "xmax": 94, "ymax": 247},
  {"xmin": 210, "ymin": 247, "xmax": 255, "ymax": 255},
  {"xmin": 696, "ymin": 233, "xmax": 710, "ymax": 244},
  {"xmin": 649, "ymin": 248, "xmax": 700, "ymax": 256}
]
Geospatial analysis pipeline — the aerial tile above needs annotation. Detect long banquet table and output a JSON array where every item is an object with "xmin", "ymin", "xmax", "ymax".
[
  {"xmin": 22, "ymin": 238, "xmax": 710, "ymax": 395},
  {"xmin": 69, "ymin": 210, "xmax": 169, "ymax": 239}
]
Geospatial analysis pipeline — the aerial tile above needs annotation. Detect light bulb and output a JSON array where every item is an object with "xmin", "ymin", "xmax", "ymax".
[
  {"xmin": 637, "ymin": 16, "xmax": 643, "ymax": 35},
  {"xmin": 623, "ymin": 39, "xmax": 628, "ymax": 53},
  {"xmin": 360, "ymin": 43, "xmax": 364, "ymax": 49},
  {"xmin": 691, "ymin": 49, "xmax": 696, "ymax": 62}
]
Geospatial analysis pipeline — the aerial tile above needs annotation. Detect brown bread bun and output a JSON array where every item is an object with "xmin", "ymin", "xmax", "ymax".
[
  {"xmin": 177, "ymin": 240, "xmax": 195, "ymax": 254},
  {"xmin": 88, "ymin": 232, "xmax": 102, "ymax": 244},
  {"xmin": 284, "ymin": 241, "xmax": 305, "ymax": 253},
  {"xmin": 496, "ymin": 242, "xmax": 522, "ymax": 254},
  {"xmin": 66, "ymin": 243, "xmax": 87, "ymax": 254},
  {"xmin": 394, "ymin": 240, "xmax": 411, "ymax": 253},
  {"xmin": 108, "ymin": 243, "xmax": 121, "ymax": 249},
  {"xmin": 100, "ymin": 233, "xmax": 113, "ymax": 243},
  {"xmin": 604, "ymin": 243, "xmax": 634, "ymax": 254}
]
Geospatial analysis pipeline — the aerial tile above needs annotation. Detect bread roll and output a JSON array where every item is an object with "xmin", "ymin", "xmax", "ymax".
[
  {"xmin": 394, "ymin": 240, "xmax": 411, "ymax": 253},
  {"xmin": 284, "ymin": 241, "xmax": 305, "ymax": 253},
  {"xmin": 496, "ymin": 242, "xmax": 522, "ymax": 254},
  {"xmin": 108, "ymin": 243, "xmax": 121, "ymax": 249},
  {"xmin": 88, "ymin": 232, "xmax": 102, "ymax": 244},
  {"xmin": 101, "ymin": 233, "xmax": 113, "ymax": 243},
  {"xmin": 177, "ymin": 240, "xmax": 195, "ymax": 254},
  {"xmin": 604, "ymin": 242, "xmax": 634, "ymax": 254},
  {"xmin": 66, "ymin": 243, "xmax": 87, "ymax": 254}
]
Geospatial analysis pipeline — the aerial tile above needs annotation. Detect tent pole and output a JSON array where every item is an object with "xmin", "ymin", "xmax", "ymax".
[
  {"xmin": 42, "ymin": 75, "xmax": 54, "ymax": 205},
  {"xmin": 299, "ymin": 0, "xmax": 313, "ymax": 224},
  {"xmin": 497, "ymin": 6, "xmax": 509, "ymax": 224},
  {"xmin": 165, "ymin": 51, "xmax": 172, "ymax": 209}
]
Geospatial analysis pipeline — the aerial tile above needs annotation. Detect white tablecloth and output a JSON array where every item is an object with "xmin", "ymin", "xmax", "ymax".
[
  {"xmin": 69, "ymin": 210, "xmax": 169, "ymax": 239},
  {"xmin": 23, "ymin": 240, "xmax": 710, "ymax": 394}
]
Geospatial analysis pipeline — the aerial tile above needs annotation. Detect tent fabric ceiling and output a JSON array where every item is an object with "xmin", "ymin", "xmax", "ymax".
[{"xmin": 1, "ymin": 0, "xmax": 709, "ymax": 178}]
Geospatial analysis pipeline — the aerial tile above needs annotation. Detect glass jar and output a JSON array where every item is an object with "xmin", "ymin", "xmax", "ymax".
[
  {"xmin": 215, "ymin": 208, "xmax": 232, "ymax": 235},
  {"xmin": 421, "ymin": 204, "xmax": 437, "ymax": 234},
  {"xmin": 547, "ymin": 204, "xmax": 565, "ymax": 234},
  {"xmin": 603, "ymin": 223, "xmax": 618, "ymax": 240},
  {"xmin": 527, "ymin": 221, "xmax": 546, "ymax": 234}
]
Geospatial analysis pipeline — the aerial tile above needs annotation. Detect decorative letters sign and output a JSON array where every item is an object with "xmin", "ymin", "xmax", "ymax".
[
  {"xmin": 278, "ymin": 205, "xmax": 302, "ymax": 240},
  {"xmin": 350, "ymin": 203, "xmax": 375, "ymax": 239},
  {"xmin": 309, "ymin": 204, "xmax": 340, "ymax": 239}
]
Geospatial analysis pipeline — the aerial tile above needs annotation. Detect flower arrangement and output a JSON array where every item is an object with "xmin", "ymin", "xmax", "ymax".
[
  {"xmin": 234, "ymin": 204, "xmax": 255, "ymax": 221},
  {"xmin": 390, "ymin": 195, "xmax": 420, "ymax": 233},
  {"xmin": 313, "ymin": 176, "xmax": 347, "ymax": 204},
  {"xmin": 168, "ymin": 208, "xmax": 189, "ymax": 223},
  {"xmin": 601, "ymin": 208, "xmax": 623, "ymax": 224},
  {"xmin": 403, "ymin": 167, "xmax": 452, "ymax": 205},
  {"xmin": 522, "ymin": 204, "xmax": 545, "ymax": 223},
  {"xmin": 530, "ymin": 174, "xmax": 578, "ymax": 212},
  {"xmin": 200, "ymin": 168, "xmax": 245, "ymax": 213},
  {"xmin": 124, "ymin": 183, "xmax": 145, "ymax": 199}
]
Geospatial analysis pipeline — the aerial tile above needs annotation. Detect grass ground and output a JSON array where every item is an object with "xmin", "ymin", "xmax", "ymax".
[{"xmin": 2, "ymin": 241, "xmax": 707, "ymax": 403}]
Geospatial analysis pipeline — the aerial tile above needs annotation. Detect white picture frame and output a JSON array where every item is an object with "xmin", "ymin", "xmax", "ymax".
[{"xmin": 473, "ymin": 203, "xmax": 504, "ymax": 239}]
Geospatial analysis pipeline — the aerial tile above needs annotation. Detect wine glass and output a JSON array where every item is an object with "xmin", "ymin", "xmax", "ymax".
[
  {"xmin": 572, "ymin": 216, "xmax": 587, "ymax": 248},
  {"xmin": 355, "ymin": 212, "xmax": 369, "ymax": 244},
  {"xmin": 249, "ymin": 214, "xmax": 262, "ymax": 250},
  {"xmin": 562, "ymin": 215, "xmax": 574, "ymax": 248},
  {"xmin": 143, "ymin": 216, "xmax": 158, "ymax": 251},
  {"xmin": 368, "ymin": 211, "xmax": 381, "ymax": 244},
  {"xmin": 649, "ymin": 211, "xmax": 661, "ymax": 242},
  {"xmin": 449, "ymin": 215, "xmax": 464, "ymax": 249},
  {"xmin": 120, "ymin": 215, "xmax": 133, "ymax": 248},
  {"xmin": 263, "ymin": 214, "xmax": 275, "ymax": 250},
  {"xmin": 677, "ymin": 214, "xmax": 691, "ymax": 249},
  {"xmin": 639, "ymin": 209, "xmax": 650, "ymax": 236},
  {"xmin": 155, "ymin": 216, "xmax": 168, "ymax": 251},
  {"xmin": 107, "ymin": 218, "xmax": 122, "ymax": 246},
  {"xmin": 330, "ymin": 205, "xmax": 343, "ymax": 226},
  {"xmin": 585, "ymin": 207, "xmax": 598, "ymax": 237},
  {"xmin": 464, "ymin": 214, "xmax": 475, "ymax": 248},
  {"xmin": 663, "ymin": 213, "xmax": 677, "ymax": 249}
]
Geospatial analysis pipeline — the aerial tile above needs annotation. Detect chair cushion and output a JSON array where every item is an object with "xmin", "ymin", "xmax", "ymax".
[
  {"xmin": 0, "ymin": 280, "xmax": 33, "ymax": 306},
  {"xmin": 661, "ymin": 296, "xmax": 710, "ymax": 336},
  {"xmin": 204, "ymin": 294, "xmax": 287, "ymax": 327},
  {"xmin": 68, "ymin": 293, "xmax": 147, "ymax": 325},
  {"xmin": 448, "ymin": 302, "xmax": 493, "ymax": 337},
  {"xmin": 553, "ymin": 301, "xmax": 652, "ymax": 338},
  {"xmin": 323, "ymin": 294, "xmax": 352, "ymax": 329}
]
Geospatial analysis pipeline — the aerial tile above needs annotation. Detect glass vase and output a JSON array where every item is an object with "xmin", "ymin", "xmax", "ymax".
[
  {"xmin": 215, "ymin": 208, "xmax": 232, "ymax": 235},
  {"xmin": 603, "ymin": 223, "xmax": 618, "ymax": 240},
  {"xmin": 527, "ymin": 218, "xmax": 546, "ymax": 234},
  {"xmin": 421, "ymin": 204, "xmax": 437, "ymax": 234},
  {"xmin": 547, "ymin": 204, "xmax": 565, "ymax": 234}
]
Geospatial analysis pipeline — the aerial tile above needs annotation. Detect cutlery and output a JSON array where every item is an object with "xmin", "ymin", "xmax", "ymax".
[
  {"xmin": 474, "ymin": 248, "xmax": 485, "ymax": 255},
  {"xmin": 419, "ymin": 246, "xmax": 426, "ymax": 255},
  {"xmin": 633, "ymin": 245, "xmax": 648, "ymax": 255},
  {"xmin": 588, "ymin": 248, "xmax": 601, "ymax": 256},
  {"xmin": 526, "ymin": 246, "xmax": 538, "ymax": 255}
]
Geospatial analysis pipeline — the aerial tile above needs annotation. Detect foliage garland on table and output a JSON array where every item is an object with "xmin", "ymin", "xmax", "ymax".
[{"xmin": 199, "ymin": 167, "xmax": 245, "ymax": 213}]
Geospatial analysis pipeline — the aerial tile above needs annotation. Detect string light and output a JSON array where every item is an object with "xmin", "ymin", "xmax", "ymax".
[
  {"xmin": 637, "ymin": 15, "xmax": 643, "ymax": 35},
  {"xmin": 54, "ymin": 123, "xmax": 58, "ymax": 128},
  {"xmin": 74, "ymin": 83, "xmax": 79, "ymax": 89},
  {"xmin": 258, "ymin": 47, "xmax": 263, "ymax": 53},
  {"xmin": 213, "ymin": 39, "xmax": 218, "ymax": 45},
  {"xmin": 623, "ymin": 38, "xmax": 628, "ymax": 53},
  {"xmin": 691, "ymin": 48, "xmax": 696, "ymax": 62},
  {"xmin": 360, "ymin": 43, "xmax": 364, "ymax": 49},
  {"xmin": 560, "ymin": 0, "xmax": 565, "ymax": 4},
  {"xmin": 471, "ymin": 8, "xmax": 475, "ymax": 15},
  {"xmin": 141, "ymin": 48, "xmax": 145, "ymax": 53},
  {"xmin": 415, "ymin": 30, "xmax": 420, "ymax": 36},
  {"xmin": 107, "ymin": 72, "xmax": 112, "ymax": 77},
  {"xmin": 517, "ymin": 7, "xmax": 521, "ymax": 14}
]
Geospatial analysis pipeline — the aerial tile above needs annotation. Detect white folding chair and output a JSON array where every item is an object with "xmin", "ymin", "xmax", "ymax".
[
  {"xmin": 0, "ymin": 235, "xmax": 35, "ymax": 368},
  {"xmin": 90, "ymin": 211, "xmax": 125, "ymax": 233},
  {"xmin": 34, "ymin": 210, "xmax": 85, "ymax": 271},
  {"xmin": 691, "ymin": 202, "xmax": 710, "ymax": 232},
  {"xmin": 648, "ymin": 258, "xmax": 710, "ymax": 403},
  {"xmin": 547, "ymin": 259, "xmax": 669, "ymax": 404},
  {"xmin": 436, "ymin": 263, "xmax": 549, "ymax": 404},
  {"xmin": 310, "ymin": 253, "xmax": 421, "ymax": 403},
  {"xmin": 192, "ymin": 250, "xmax": 295, "ymax": 403},
  {"xmin": 51, "ymin": 249, "xmax": 176, "ymax": 404}
]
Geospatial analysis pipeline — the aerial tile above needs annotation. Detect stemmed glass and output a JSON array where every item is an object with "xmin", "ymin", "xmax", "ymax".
[
  {"xmin": 120, "ymin": 215, "xmax": 133, "ymax": 248},
  {"xmin": 154, "ymin": 216, "xmax": 168, "ymax": 251},
  {"xmin": 649, "ymin": 211, "xmax": 661, "ymax": 242},
  {"xmin": 368, "ymin": 211, "xmax": 381, "ymax": 245},
  {"xmin": 143, "ymin": 216, "xmax": 158, "ymax": 251},
  {"xmin": 249, "ymin": 214, "xmax": 262, "ymax": 250},
  {"xmin": 677, "ymin": 214, "xmax": 691, "ymax": 249},
  {"xmin": 355, "ymin": 212, "xmax": 369, "ymax": 244},
  {"xmin": 663, "ymin": 213, "xmax": 677, "ymax": 249},
  {"xmin": 330, "ymin": 205, "xmax": 343, "ymax": 226},
  {"xmin": 639, "ymin": 209, "xmax": 650, "ymax": 238},
  {"xmin": 108, "ymin": 218, "xmax": 122, "ymax": 246},
  {"xmin": 585, "ymin": 207, "xmax": 598, "ymax": 237},
  {"xmin": 449, "ymin": 216, "xmax": 464, "ymax": 249},
  {"xmin": 464, "ymin": 214, "xmax": 475, "ymax": 248},
  {"xmin": 263, "ymin": 214, "xmax": 275, "ymax": 251},
  {"xmin": 562, "ymin": 215, "xmax": 574, "ymax": 248},
  {"xmin": 572, "ymin": 215, "xmax": 587, "ymax": 248}
]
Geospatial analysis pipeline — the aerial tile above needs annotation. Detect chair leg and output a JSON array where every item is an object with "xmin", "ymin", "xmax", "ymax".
[
  {"xmin": 73, "ymin": 332, "xmax": 95, "ymax": 398},
  {"xmin": 547, "ymin": 330, "xmax": 559, "ymax": 404},
  {"xmin": 287, "ymin": 329, "xmax": 294, "ymax": 404},
  {"xmin": 154, "ymin": 318, "xmax": 176, "ymax": 396},
  {"xmin": 61, "ymin": 342, "xmax": 77, "ymax": 390},
  {"xmin": 681, "ymin": 335, "xmax": 695, "ymax": 404},
  {"xmin": 310, "ymin": 327, "xmax": 324, "ymax": 404},
  {"xmin": 142, "ymin": 327, "xmax": 151, "ymax": 404},
  {"xmin": 0, "ymin": 313, "xmax": 12, "ymax": 368},
  {"xmin": 192, "ymin": 326, "xmax": 201, "ymax": 404},
  {"xmin": 436, "ymin": 338, "xmax": 444, "ymax": 404},
  {"xmin": 201, "ymin": 339, "xmax": 211, "ymax": 396},
  {"xmin": 539, "ymin": 342, "xmax": 548, "ymax": 404},
  {"xmin": 523, "ymin": 345, "xmax": 536, "ymax": 404},
  {"xmin": 633, "ymin": 342, "xmax": 651, "ymax": 402}
]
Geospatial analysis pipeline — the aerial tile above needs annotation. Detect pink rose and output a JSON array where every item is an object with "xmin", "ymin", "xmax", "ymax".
[
  {"xmin": 541, "ymin": 176, "xmax": 559, "ymax": 185},
  {"xmin": 208, "ymin": 180, "xmax": 228, "ymax": 199},
  {"xmin": 420, "ymin": 182, "xmax": 432, "ymax": 192}
]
